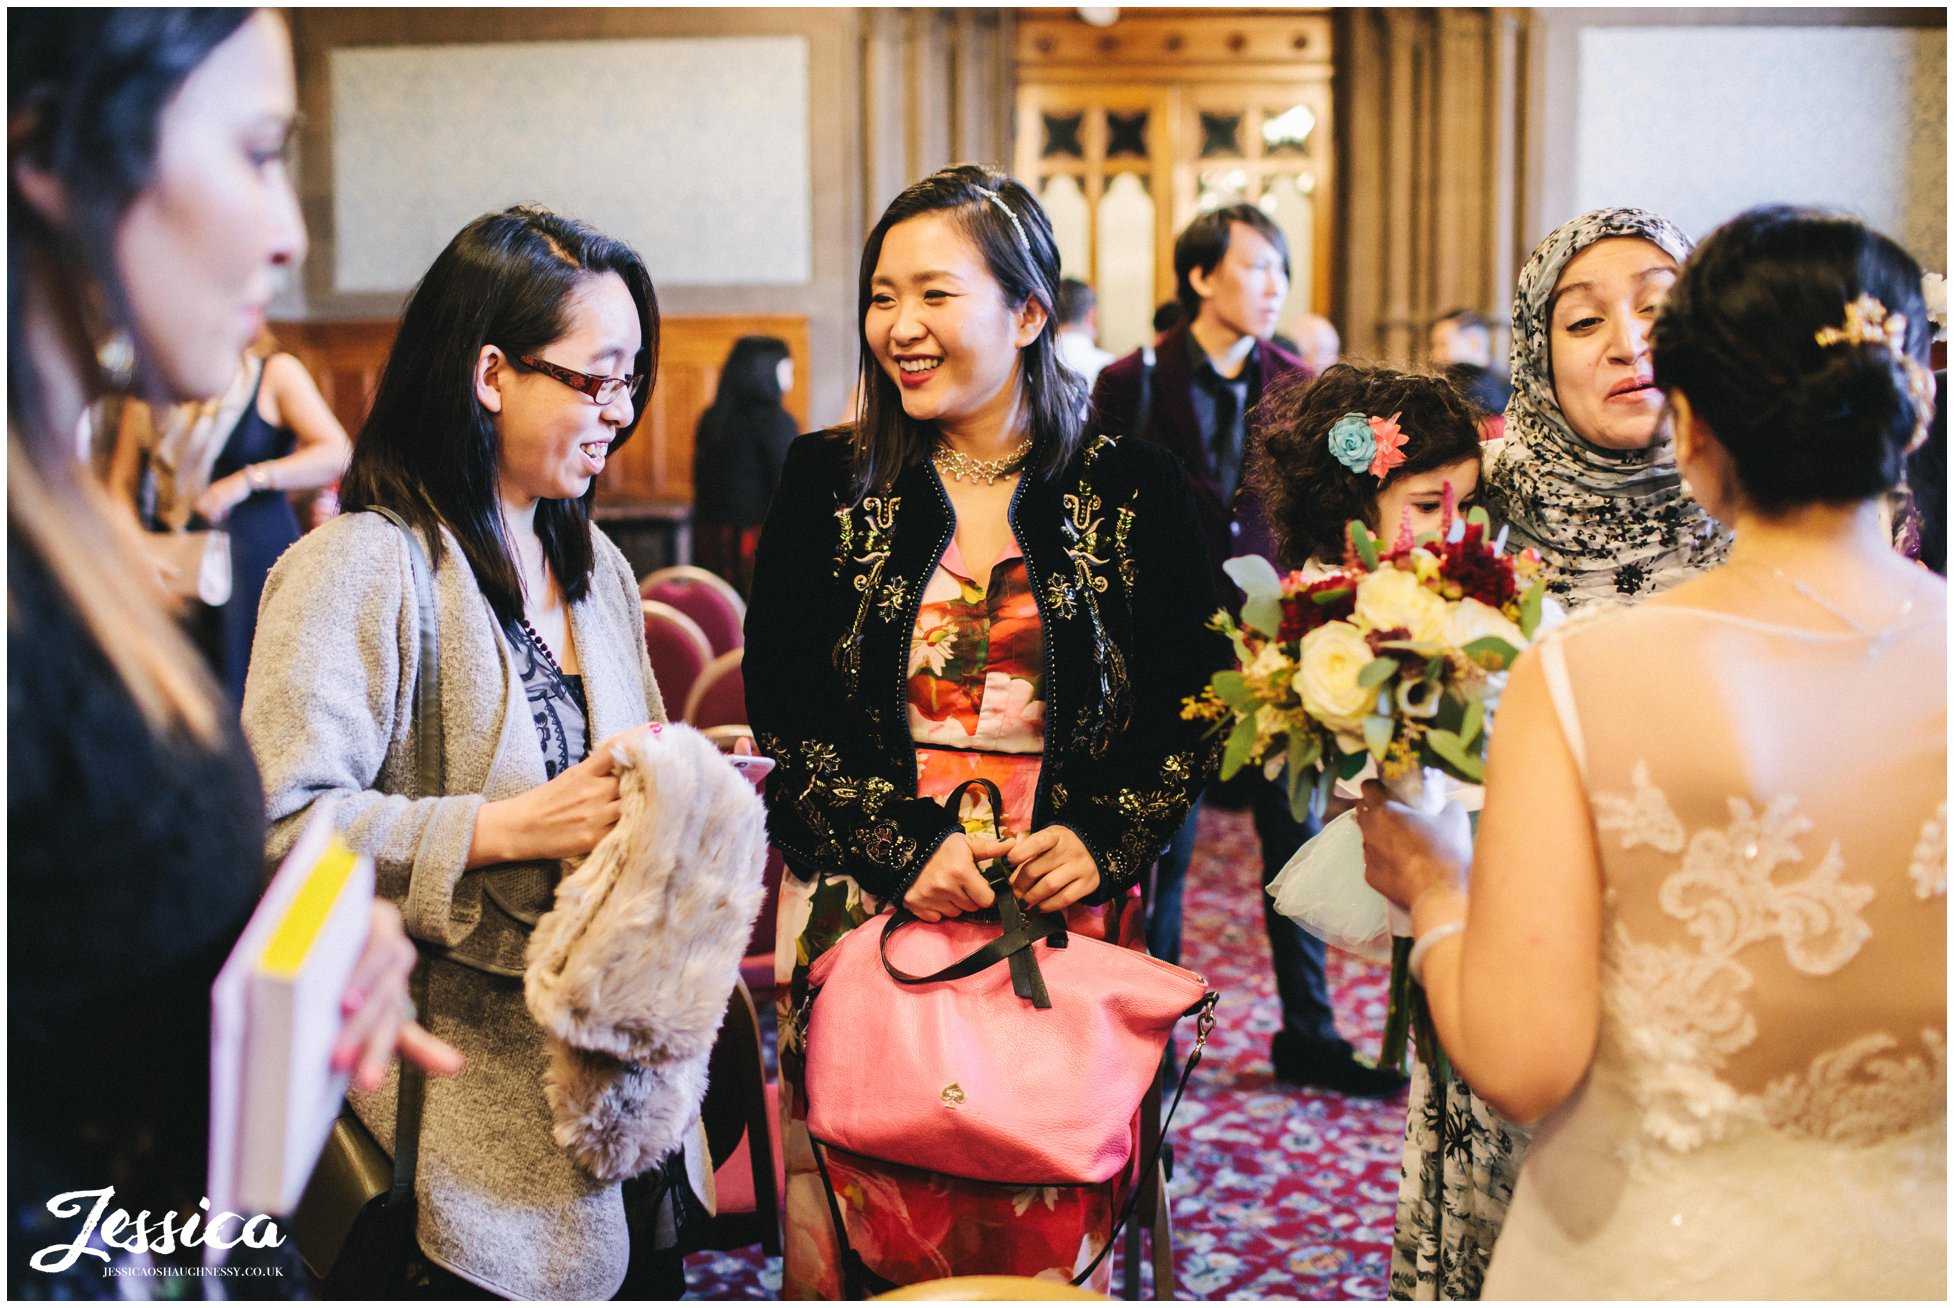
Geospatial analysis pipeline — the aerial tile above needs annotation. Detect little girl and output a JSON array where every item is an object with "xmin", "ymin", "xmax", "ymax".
[
  {"xmin": 1248, "ymin": 362, "xmax": 1520, "ymax": 1301},
  {"xmin": 1249, "ymin": 361, "xmax": 1485, "ymax": 575}
]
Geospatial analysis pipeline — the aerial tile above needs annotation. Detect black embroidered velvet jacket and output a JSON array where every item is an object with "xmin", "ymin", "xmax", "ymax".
[{"xmin": 745, "ymin": 429, "xmax": 1229, "ymax": 904}]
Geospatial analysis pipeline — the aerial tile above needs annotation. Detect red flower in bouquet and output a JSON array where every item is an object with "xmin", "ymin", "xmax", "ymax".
[
  {"xmin": 1277, "ymin": 575, "xmax": 1357, "ymax": 643},
  {"xmin": 1442, "ymin": 522, "xmax": 1516, "ymax": 608}
]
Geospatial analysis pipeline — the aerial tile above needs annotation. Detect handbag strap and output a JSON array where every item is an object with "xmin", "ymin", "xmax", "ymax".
[
  {"xmin": 878, "ymin": 778, "xmax": 1066, "ymax": 1009},
  {"xmin": 367, "ymin": 507, "xmax": 442, "ymax": 1206},
  {"xmin": 813, "ymin": 990, "xmax": 1221, "ymax": 1296},
  {"xmin": 368, "ymin": 507, "xmax": 444, "ymax": 797}
]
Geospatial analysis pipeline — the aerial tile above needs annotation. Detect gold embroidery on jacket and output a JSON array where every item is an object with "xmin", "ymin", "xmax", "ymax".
[{"xmin": 832, "ymin": 495, "xmax": 901, "ymax": 698}]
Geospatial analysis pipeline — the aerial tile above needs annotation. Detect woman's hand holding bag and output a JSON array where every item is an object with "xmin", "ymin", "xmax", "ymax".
[{"xmin": 902, "ymin": 833, "xmax": 1006, "ymax": 922}]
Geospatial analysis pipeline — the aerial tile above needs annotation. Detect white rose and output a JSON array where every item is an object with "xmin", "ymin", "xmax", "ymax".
[
  {"xmin": 1446, "ymin": 597, "xmax": 1527, "ymax": 651},
  {"xmin": 1293, "ymin": 621, "xmax": 1379, "ymax": 733},
  {"xmin": 1354, "ymin": 567, "xmax": 1450, "ymax": 645}
]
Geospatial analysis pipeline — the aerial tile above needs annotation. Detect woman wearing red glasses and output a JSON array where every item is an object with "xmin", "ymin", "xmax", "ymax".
[{"xmin": 241, "ymin": 206, "xmax": 700, "ymax": 1298}]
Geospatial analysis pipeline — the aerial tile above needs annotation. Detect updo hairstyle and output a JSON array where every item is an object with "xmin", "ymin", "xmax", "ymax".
[
  {"xmin": 1651, "ymin": 206, "xmax": 1932, "ymax": 514},
  {"xmin": 1248, "ymin": 362, "xmax": 1484, "ymax": 569}
]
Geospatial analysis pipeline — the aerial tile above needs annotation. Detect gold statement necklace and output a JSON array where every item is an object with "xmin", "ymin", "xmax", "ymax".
[{"xmin": 933, "ymin": 437, "xmax": 1034, "ymax": 487}]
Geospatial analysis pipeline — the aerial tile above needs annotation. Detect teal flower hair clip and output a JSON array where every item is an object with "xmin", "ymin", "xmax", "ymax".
[{"xmin": 1327, "ymin": 410, "xmax": 1407, "ymax": 480}]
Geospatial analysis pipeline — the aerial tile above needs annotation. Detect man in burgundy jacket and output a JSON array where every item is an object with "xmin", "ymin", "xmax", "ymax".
[{"xmin": 1090, "ymin": 205, "xmax": 1405, "ymax": 1098}]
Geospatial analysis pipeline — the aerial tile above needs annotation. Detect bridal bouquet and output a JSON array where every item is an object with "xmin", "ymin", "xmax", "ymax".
[{"xmin": 1184, "ymin": 505, "xmax": 1552, "ymax": 1069}]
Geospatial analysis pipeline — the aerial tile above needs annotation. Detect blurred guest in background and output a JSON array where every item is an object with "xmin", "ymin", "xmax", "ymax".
[
  {"xmin": 1054, "ymin": 276, "xmax": 1115, "ymax": 390},
  {"xmin": 1277, "ymin": 311, "xmax": 1342, "ymax": 373},
  {"xmin": 1430, "ymin": 307, "xmax": 1513, "ymax": 418},
  {"xmin": 8, "ymin": 9, "xmax": 455, "ymax": 1296},
  {"xmin": 109, "ymin": 333, "xmax": 351, "ymax": 705},
  {"xmin": 1093, "ymin": 205, "xmax": 1400, "ymax": 1097},
  {"xmin": 693, "ymin": 333, "xmax": 798, "ymax": 594},
  {"xmin": 1152, "ymin": 297, "xmax": 1184, "ymax": 342}
]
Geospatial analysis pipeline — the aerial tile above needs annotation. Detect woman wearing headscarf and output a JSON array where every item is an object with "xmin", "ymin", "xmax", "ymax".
[
  {"xmin": 1391, "ymin": 208, "xmax": 1731, "ymax": 1300},
  {"xmin": 1480, "ymin": 208, "xmax": 1731, "ymax": 610}
]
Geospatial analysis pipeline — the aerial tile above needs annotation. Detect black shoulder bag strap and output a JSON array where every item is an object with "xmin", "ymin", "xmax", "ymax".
[{"xmin": 367, "ymin": 507, "xmax": 441, "ymax": 1215}]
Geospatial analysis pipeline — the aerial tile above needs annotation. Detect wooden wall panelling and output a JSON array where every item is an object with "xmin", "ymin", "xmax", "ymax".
[
  {"xmin": 1333, "ymin": 9, "xmax": 1523, "ymax": 366},
  {"xmin": 268, "ymin": 314, "xmax": 811, "ymax": 507},
  {"xmin": 1016, "ymin": 10, "xmax": 1338, "ymax": 335}
]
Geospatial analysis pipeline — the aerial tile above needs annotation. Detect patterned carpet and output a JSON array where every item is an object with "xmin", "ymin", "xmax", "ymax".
[{"xmin": 684, "ymin": 806, "xmax": 1406, "ymax": 1300}]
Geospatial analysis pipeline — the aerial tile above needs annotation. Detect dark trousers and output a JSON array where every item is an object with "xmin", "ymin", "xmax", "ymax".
[{"xmin": 1146, "ymin": 778, "xmax": 1338, "ymax": 1047}]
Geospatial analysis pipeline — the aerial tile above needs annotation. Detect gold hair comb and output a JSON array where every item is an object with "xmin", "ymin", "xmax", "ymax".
[
  {"xmin": 1814, "ymin": 294, "xmax": 1908, "ymax": 351},
  {"xmin": 1815, "ymin": 294, "xmax": 1935, "ymax": 452}
]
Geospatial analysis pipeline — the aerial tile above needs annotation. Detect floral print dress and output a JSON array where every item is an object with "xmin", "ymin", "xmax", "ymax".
[{"xmin": 775, "ymin": 535, "xmax": 1140, "ymax": 1299}]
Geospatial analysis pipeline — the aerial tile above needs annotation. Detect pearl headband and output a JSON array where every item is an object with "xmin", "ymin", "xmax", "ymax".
[{"xmin": 973, "ymin": 185, "xmax": 1031, "ymax": 254}]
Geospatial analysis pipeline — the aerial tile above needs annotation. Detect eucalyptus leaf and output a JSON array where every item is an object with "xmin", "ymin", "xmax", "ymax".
[
  {"xmin": 1311, "ymin": 762, "xmax": 1338, "ymax": 822},
  {"xmin": 1347, "ymin": 520, "xmax": 1380, "ymax": 571},
  {"xmin": 1358, "ymin": 657, "xmax": 1399, "ymax": 689},
  {"xmin": 1310, "ymin": 586, "xmax": 1353, "ymax": 607},
  {"xmin": 1337, "ymin": 747, "xmax": 1370, "ymax": 781},
  {"xmin": 1286, "ymin": 735, "xmax": 1317, "ymax": 818},
  {"xmin": 1212, "ymin": 670, "xmax": 1257, "ymax": 710},
  {"xmin": 1519, "ymin": 580, "xmax": 1545, "ymax": 639},
  {"xmin": 1465, "ymin": 505, "xmax": 1492, "ymax": 529},
  {"xmin": 1424, "ymin": 729, "xmax": 1486, "ymax": 781},
  {"xmin": 1288, "ymin": 730, "xmax": 1323, "ymax": 776},
  {"xmin": 1220, "ymin": 715, "xmax": 1257, "ymax": 780},
  {"xmin": 1362, "ymin": 714, "xmax": 1394, "ymax": 760},
  {"xmin": 1460, "ymin": 698, "xmax": 1485, "ymax": 747},
  {"xmin": 1461, "ymin": 635, "xmax": 1520, "ymax": 668},
  {"xmin": 1241, "ymin": 593, "xmax": 1284, "ymax": 640},
  {"xmin": 1222, "ymin": 554, "xmax": 1284, "ymax": 604}
]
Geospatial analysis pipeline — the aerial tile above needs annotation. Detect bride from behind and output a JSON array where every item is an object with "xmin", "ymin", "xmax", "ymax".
[{"xmin": 1355, "ymin": 205, "xmax": 1944, "ymax": 1299}]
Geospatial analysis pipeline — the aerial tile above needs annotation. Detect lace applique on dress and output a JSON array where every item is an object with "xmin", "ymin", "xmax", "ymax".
[
  {"xmin": 1910, "ymin": 803, "xmax": 1947, "ymax": 900},
  {"xmin": 1592, "ymin": 764, "xmax": 1937, "ymax": 1160},
  {"xmin": 1656, "ymin": 794, "xmax": 1871, "ymax": 975},
  {"xmin": 1593, "ymin": 760, "xmax": 1686, "ymax": 853},
  {"xmin": 1759, "ymin": 1028, "xmax": 1946, "ymax": 1145}
]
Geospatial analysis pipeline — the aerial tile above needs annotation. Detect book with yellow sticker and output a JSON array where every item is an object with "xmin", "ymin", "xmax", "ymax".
[{"xmin": 209, "ymin": 801, "xmax": 374, "ymax": 1218}]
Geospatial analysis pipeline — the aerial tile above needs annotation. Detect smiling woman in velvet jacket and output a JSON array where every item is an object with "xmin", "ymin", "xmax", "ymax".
[{"xmin": 745, "ymin": 164, "xmax": 1226, "ymax": 1297}]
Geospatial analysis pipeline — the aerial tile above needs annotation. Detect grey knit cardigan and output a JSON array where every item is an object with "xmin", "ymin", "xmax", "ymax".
[{"xmin": 241, "ymin": 510, "xmax": 665, "ymax": 1300}]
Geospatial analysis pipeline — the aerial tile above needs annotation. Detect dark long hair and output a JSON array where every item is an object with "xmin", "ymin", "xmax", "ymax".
[
  {"xmin": 848, "ymin": 163, "xmax": 1086, "ymax": 501},
  {"xmin": 1248, "ymin": 363, "xmax": 1485, "ymax": 568},
  {"xmin": 9, "ymin": 7, "xmax": 251, "ymax": 445},
  {"xmin": 8, "ymin": 7, "xmax": 252, "ymax": 743},
  {"xmin": 710, "ymin": 335, "xmax": 790, "ymax": 410},
  {"xmin": 341, "ymin": 205, "xmax": 659, "ymax": 632},
  {"xmin": 1651, "ymin": 206, "xmax": 1930, "ymax": 514}
]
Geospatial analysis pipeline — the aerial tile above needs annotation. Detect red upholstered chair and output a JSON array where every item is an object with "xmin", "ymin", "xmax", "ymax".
[
  {"xmin": 642, "ymin": 600, "xmax": 712, "ymax": 723},
  {"xmin": 640, "ymin": 565, "xmax": 745, "ymax": 657},
  {"xmin": 698, "ymin": 978, "xmax": 783, "ymax": 1256},
  {"xmin": 682, "ymin": 650, "xmax": 747, "ymax": 732}
]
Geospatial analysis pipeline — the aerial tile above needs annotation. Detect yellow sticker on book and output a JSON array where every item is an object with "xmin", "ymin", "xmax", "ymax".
[{"xmin": 259, "ymin": 837, "xmax": 360, "ymax": 979}]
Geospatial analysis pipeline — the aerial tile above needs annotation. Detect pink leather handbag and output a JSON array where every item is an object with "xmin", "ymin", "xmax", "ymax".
[{"xmin": 801, "ymin": 779, "xmax": 1218, "ymax": 1187}]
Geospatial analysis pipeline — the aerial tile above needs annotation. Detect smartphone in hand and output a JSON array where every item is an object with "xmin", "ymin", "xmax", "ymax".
[{"xmin": 728, "ymin": 753, "xmax": 776, "ymax": 782}]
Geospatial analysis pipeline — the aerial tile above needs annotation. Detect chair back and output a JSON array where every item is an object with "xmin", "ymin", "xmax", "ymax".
[
  {"xmin": 683, "ymin": 649, "xmax": 747, "ymax": 731},
  {"xmin": 643, "ymin": 600, "xmax": 712, "ymax": 721},
  {"xmin": 641, "ymin": 564, "xmax": 746, "ymax": 656},
  {"xmin": 699, "ymin": 977, "xmax": 783, "ymax": 1256}
]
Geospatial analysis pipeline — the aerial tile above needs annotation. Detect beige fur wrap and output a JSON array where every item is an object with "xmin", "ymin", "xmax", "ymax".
[{"xmin": 523, "ymin": 721, "xmax": 768, "ymax": 1183}]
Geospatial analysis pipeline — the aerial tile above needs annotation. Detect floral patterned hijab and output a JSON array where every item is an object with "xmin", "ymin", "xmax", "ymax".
[{"xmin": 1482, "ymin": 208, "xmax": 1731, "ymax": 608}]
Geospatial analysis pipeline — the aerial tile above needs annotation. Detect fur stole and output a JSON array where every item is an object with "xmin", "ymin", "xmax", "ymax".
[{"xmin": 524, "ymin": 722, "xmax": 768, "ymax": 1182}]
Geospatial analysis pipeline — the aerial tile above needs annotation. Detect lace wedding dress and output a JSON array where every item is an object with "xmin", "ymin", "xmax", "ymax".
[{"xmin": 1481, "ymin": 594, "xmax": 1946, "ymax": 1299}]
